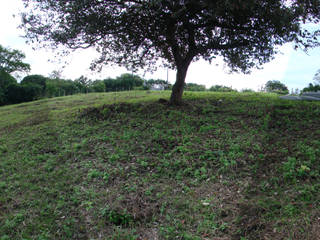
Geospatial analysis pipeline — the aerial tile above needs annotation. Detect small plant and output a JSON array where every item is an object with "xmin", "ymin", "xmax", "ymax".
[
  {"xmin": 101, "ymin": 206, "xmax": 133, "ymax": 226},
  {"xmin": 282, "ymin": 157, "xmax": 297, "ymax": 180},
  {"xmin": 262, "ymin": 113, "xmax": 271, "ymax": 130},
  {"xmin": 87, "ymin": 169, "xmax": 102, "ymax": 180}
]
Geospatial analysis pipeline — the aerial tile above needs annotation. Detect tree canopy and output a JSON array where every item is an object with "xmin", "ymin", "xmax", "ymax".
[
  {"xmin": 265, "ymin": 80, "xmax": 289, "ymax": 94},
  {"xmin": 0, "ymin": 44, "xmax": 30, "ymax": 74},
  {"xmin": 21, "ymin": 0, "xmax": 320, "ymax": 104}
]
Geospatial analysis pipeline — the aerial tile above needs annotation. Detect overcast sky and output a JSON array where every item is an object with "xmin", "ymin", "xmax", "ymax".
[{"xmin": 1, "ymin": 0, "xmax": 320, "ymax": 91}]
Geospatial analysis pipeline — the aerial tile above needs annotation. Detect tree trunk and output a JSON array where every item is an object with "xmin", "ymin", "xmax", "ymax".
[{"xmin": 169, "ymin": 63, "xmax": 190, "ymax": 105}]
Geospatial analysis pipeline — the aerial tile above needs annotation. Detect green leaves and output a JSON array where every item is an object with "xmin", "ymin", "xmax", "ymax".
[{"xmin": 0, "ymin": 45, "xmax": 30, "ymax": 74}]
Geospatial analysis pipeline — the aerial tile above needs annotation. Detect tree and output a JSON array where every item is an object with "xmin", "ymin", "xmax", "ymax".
[
  {"xmin": 302, "ymin": 83, "xmax": 320, "ymax": 93},
  {"xmin": 90, "ymin": 80, "xmax": 106, "ymax": 92},
  {"xmin": 6, "ymin": 83, "xmax": 42, "ymax": 104},
  {"xmin": 209, "ymin": 85, "xmax": 236, "ymax": 92},
  {"xmin": 74, "ymin": 76, "xmax": 92, "ymax": 93},
  {"xmin": 265, "ymin": 80, "xmax": 289, "ymax": 94},
  {"xmin": 0, "ymin": 70, "xmax": 17, "ymax": 105},
  {"xmin": 185, "ymin": 83, "xmax": 206, "ymax": 91},
  {"xmin": 21, "ymin": 75, "xmax": 47, "ymax": 96},
  {"xmin": 144, "ymin": 79, "xmax": 171, "ymax": 90},
  {"xmin": 21, "ymin": 0, "xmax": 320, "ymax": 104},
  {"xmin": 0, "ymin": 44, "xmax": 30, "ymax": 73}
]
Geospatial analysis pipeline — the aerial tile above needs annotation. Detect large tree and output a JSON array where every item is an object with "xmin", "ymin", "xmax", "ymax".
[
  {"xmin": 21, "ymin": 0, "xmax": 320, "ymax": 104},
  {"xmin": 0, "ymin": 45, "xmax": 30, "ymax": 74}
]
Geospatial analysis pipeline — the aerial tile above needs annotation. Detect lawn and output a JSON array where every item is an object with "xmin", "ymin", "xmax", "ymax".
[{"xmin": 0, "ymin": 91, "xmax": 319, "ymax": 240}]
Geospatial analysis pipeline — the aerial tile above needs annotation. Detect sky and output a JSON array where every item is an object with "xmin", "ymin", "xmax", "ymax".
[{"xmin": 1, "ymin": 0, "xmax": 320, "ymax": 91}]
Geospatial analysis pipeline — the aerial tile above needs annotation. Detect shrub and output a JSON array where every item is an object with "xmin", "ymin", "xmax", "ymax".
[
  {"xmin": 90, "ymin": 80, "xmax": 105, "ymax": 92},
  {"xmin": 0, "ymin": 70, "xmax": 17, "ymax": 105},
  {"xmin": 6, "ymin": 83, "xmax": 42, "ymax": 104},
  {"xmin": 301, "ymin": 83, "xmax": 320, "ymax": 93},
  {"xmin": 209, "ymin": 85, "xmax": 236, "ymax": 92},
  {"xmin": 265, "ymin": 80, "xmax": 289, "ymax": 94},
  {"xmin": 21, "ymin": 75, "xmax": 47, "ymax": 96},
  {"xmin": 185, "ymin": 83, "xmax": 206, "ymax": 91},
  {"xmin": 241, "ymin": 88, "xmax": 255, "ymax": 93}
]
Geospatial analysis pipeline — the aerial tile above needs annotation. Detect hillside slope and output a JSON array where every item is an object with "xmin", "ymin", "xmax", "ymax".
[{"xmin": 0, "ymin": 91, "xmax": 320, "ymax": 240}]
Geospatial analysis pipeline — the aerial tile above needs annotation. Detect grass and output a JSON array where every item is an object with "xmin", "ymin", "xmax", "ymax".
[{"xmin": 0, "ymin": 90, "xmax": 319, "ymax": 240}]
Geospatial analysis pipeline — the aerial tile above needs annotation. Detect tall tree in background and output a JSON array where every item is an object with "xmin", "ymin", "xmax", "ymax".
[
  {"xmin": 21, "ymin": 0, "xmax": 320, "ymax": 104},
  {"xmin": 0, "ymin": 44, "xmax": 30, "ymax": 74}
]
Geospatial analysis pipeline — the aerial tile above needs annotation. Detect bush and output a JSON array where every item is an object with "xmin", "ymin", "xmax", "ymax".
[
  {"xmin": 144, "ymin": 79, "xmax": 171, "ymax": 90},
  {"xmin": 90, "ymin": 80, "xmax": 105, "ymax": 92},
  {"xmin": 265, "ymin": 80, "xmax": 289, "ymax": 94},
  {"xmin": 185, "ymin": 83, "xmax": 206, "ymax": 91},
  {"xmin": 209, "ymin": 85, "xmax": 236, "ymax": 92},
  {"xmin": 0, "ymin": 70, "xmax": 17, "ymax": 105},
  {"xmin": 6, "ymin": 83, "xmax": 42, "ymax": 104},
  {"xmin": 21, "ymin": 75, "xmax": 47, "ymax": 96},
  {"xmin": 241, "ymin": 88, "xmax": 255, "ymax": 93},
  {"xmin": 302, "ymin": 83, "xmax": 320, "ymax": 93},
  {"xmin": 104, "ymin": 74, "xmax": 144, "ymax": 92}
]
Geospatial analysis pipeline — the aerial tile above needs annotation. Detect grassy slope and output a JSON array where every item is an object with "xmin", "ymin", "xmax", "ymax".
[{"xmin": 0, "ymin": 91, "xmax": 319, "ymax": 240}]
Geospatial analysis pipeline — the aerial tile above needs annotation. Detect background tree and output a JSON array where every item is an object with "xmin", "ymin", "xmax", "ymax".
[
  {"xmin": 0, "ymin": 44, "xmax": 30, "ymax": 74},
  {"xmin": 144, "ymin": 79, "xmax": 171, "ymax": 90},
  {"xmin": 185, "ymin": 83, "xmax": 206, "ymax": 92},
  {"xmin": 209, "ymin": 85, "xmax": 236, "ymax": 92},
  {"xmin": 21, "ymin": 0, "xmax": 320, "ymax": 104},
  {"xmin": 74, "ymin": 76, "xmax": 92, "ymax": 94},
  {"xmin": 0, "ymin": 70, "xmax": 17, "ymax": 105},
  {"xmin": 21, "ymin": 75, "xmax": 47, "ymax": 96},
  {"xmin": 302, "ymin": 83, "xmax": 320, "ymax": 93},
  {"xmin": 90, "ymin": 80, "xmax": 106, "ymax": 93},
  {"xmin": 265, "ymin": 80, "xmax": 289, "ymax": 95}
]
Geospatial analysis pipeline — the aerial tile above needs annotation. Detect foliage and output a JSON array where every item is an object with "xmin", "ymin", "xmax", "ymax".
[
  {"xmin": 5, "ymin": 83, "xmax": 42, "ymax": 104},
  {"xmin": 0, "ymin": 44, "xmax": 30, "ymax": 73},
  {"xmin": 46, "ymin": 78, "xmax": 79, "ymax": 97},
  {"xmin": 90, "ymin": 80, "xmax": 105, "ymax": 92},
  {"xmin": 74, "ymin": 76, "xmax": 92, "ymax": 94},
  {"xmin": 301, "ymin": 83, "xmax": 320, "ymax": 93},
  {"xmin": 144, "ymin": 79, "xmax": 171, "ymax": 90},
  {"xmin": 209, "ymin": 85, "xmax": 236, "ymax": 92},
  {"xmin": 21, "ymin": 0, "xmax": 320, "ymax": 104},
  {"xmin": 21, "ymin": 75, "xmax": 47, "ymax": 96},
  {"xmin": 265, "ymin": 80, "xmax": 289, "ymax": 95},
  {"xmin": 0, "ymin": 70, "xmax": 17, "ymax": 105},
  {"xmin": 104, "ymin": 74, "xmax": 143, "ymax": 92},
  {"xmin": 1, "ymin": 91, "xmax": 320, "ymax": 239},
  {"xmin": 0, "ymin": 72, "xmax": 167, "ymax": 106},
  {"xmin": 241, "ymin": 88, "xmax": 255, "ymax": 93},
  {"xmin": 185, "ymin": 83, "xmax": 206, "ymax": 91}
]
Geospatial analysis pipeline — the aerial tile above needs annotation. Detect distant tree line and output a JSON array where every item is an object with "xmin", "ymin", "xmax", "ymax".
[
  {"xmin": 0, "ymin": 72, "xmax": 175, "ymax": 106},
  {"xmin": 2, "ymin": 70, "xmax": 303, "ymax": 106},
  {"xmin": 2, "ymin": 43, "xmax": 319, "ymax": 106}
]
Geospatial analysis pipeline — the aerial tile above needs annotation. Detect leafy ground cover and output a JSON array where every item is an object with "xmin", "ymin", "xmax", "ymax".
[{"xmin": 0, "ymin": 91, "xmax": 319, "ymax": 240}]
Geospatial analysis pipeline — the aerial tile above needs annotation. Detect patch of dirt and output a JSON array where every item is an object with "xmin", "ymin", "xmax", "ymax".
[{"xmin": 102, "ymin": 190, "xmax": 160, "ymax": 227}]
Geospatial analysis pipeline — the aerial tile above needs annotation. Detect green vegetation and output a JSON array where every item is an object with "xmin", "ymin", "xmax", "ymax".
[
  {"xmin": 0, "ymin": 44, "xmax": 30, "ymax": 74},
  {"xmin": 265, "ymin": 80, "xmax": 289, "ymax": 95},
  {"xmin": 21, "ymin": 0, "xmax": 320, "ymax": 104},
  {"xmin": 302, "ymin": 83, "xmax": 320, "ymax": 93},
  {"xmin": 0, "ymin": 91, "xmax": 319, "ymax": 239}
]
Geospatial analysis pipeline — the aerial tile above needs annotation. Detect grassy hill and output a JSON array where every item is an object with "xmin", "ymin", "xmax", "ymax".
[{"xmin": 0, "ymin": 91, "xmax": 319, "ymax": 240}]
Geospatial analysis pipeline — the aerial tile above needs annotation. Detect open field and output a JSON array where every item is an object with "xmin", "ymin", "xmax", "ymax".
[{"xmin": 0, "ymin": 91, "xmax": 319, "ymax": 240}]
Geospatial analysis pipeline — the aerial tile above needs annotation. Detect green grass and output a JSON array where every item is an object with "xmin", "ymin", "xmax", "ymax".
[{"xmin": 0, "ymin": 90, "xmax": 320, "ymax": 240}]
